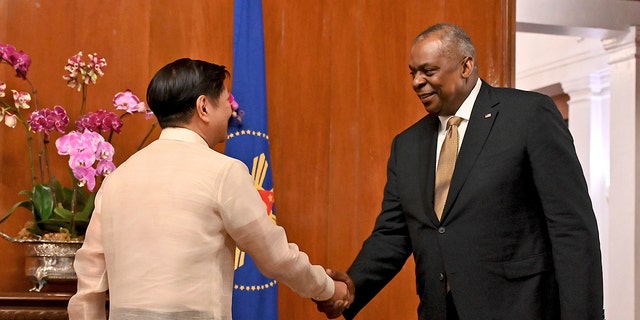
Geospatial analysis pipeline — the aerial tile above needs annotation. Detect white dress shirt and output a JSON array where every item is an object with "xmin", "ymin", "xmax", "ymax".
[
  {"xmin": 68, "ymin": 127, "xmax": 334, "ymax": 320},
  {"xmin": 435, "ymin": 78, "xmax": 482, "ymax": 167}
]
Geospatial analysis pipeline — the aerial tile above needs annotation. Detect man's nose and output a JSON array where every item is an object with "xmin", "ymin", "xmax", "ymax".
[{"xmin": 412, "ymin": 74, "xmax": 426, "ymax": 90}]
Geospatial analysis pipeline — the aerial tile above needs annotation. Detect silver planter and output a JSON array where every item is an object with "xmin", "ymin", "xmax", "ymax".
[{"xmin": 1, "ymin": 231, "xmax": 82, "ymax": 292}]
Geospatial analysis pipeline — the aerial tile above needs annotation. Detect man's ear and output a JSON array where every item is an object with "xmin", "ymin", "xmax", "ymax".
[
  {"xmin": 195, "ymin": 95, "xmax": 210, "ymax": 122},
  {"xmin": 461, "ymin": 56, "xmax": 474, "ymax": 78}
]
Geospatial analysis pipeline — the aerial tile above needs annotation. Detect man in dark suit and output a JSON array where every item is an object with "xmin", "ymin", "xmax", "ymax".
[{"xmin": 316, "ymin": 23, "xmax": 604, "ymax": 320}]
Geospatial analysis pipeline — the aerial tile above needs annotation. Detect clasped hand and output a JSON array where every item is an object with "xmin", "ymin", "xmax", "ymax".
[{"xmin": 313, "ymin": 269, "xmax": 355, "ymax": 319}]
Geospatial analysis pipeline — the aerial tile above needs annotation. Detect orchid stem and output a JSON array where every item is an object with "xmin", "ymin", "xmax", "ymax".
[
  {"xmin": 17, "ymin": 116, "xmax": 37, "ymax": 187},
  {"xmin": 70, "ymin": 185, "xmax": 78, "ymax": 237},
  {"xmin": 80, "ymin": 85, "xmax": 87, "ymax": 115},
  {"xmin": 137, "ymin": 122, "xmax": 157, "ymax": 150}
]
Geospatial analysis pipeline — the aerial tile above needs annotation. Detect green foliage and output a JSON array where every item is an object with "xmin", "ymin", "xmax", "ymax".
[{"xmin": 1, "ymin": 177, "xmax": 95, "ymax": 239}]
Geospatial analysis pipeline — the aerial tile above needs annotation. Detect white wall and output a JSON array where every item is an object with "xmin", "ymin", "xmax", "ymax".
[{"xmin": 515, "ymin": 0, "xmax": 640, "ymax": 318}]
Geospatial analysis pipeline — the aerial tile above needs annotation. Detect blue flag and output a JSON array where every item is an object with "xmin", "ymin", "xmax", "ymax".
[{"xmin": 226, "ymin": 0, "xmax": 278, "ymax": 319}]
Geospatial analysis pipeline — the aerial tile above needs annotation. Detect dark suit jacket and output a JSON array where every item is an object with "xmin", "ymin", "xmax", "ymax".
[{"xmin": 344, "ymin": 81, "xmax": 604, "ymax": 320}]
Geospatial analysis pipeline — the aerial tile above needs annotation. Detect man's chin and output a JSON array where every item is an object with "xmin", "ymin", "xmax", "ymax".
[{"xmin": 423, "ymin": 104, "xmax": 441, "ymax": 115}]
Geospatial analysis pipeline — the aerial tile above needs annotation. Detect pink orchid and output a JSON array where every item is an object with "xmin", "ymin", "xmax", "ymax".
[
  {"xmin": 62, "ymin": 52, "xmax": 84, "ymax": 90},
  {"xmin": 0, "ymin": 43, "xmax": 31, "ymax": 79},
  {"xmin": 87, "ymin": 53, "xmax": 107, "ymax": 80},
  {"xmin": 11, "ymin": 90, "xmax": 31, "ymax": 109},
  {"xmin": 95, "ymin": 141, "xmax": 115, "ymax": 161},
  {"xmin": 84, "ymin": 53, "xmax": 106, "ymax": 86},
  {"xmin": 72, "ymin": 166, "xmax": 97, "ymax": 191},
  {"xmin": 55, "ymin": 132, "xmax": 76, "ymax": 155},
  {"xmin": 0, "ymin": 43, "xmax": 16, "ymax": 61},
  {"xmin": 55, "ymin": 130, "xmax": 115, "ymax": 191},
  {"xmin": 0, "ymin": 82, "xmax": 6, "ymax": 98},
  {"xmin": 70, "ymin": 149, "xmax": 97, "ymax": 169},
  {"xmin": 55, "ymin": 130, "xmax": 101, "ymax": 157},
  {"xmin": 62, "ymin": 51, "xmax": 106, "ymax": 91},
  {"xmin": 10, "ymin": 50, "xmax": 31, "ymax": 79},
  {"xmin": 229, "ymin": 93, "xmax": 239, "ymax": 111},
  {"xmin": 96, "ymin": 160, "xmax": 116, "ymax": 176},
  {"xmin": 28, "ymin": 106, "xmax": 70, "ymax": 137},
  {"xmin": 2, "ymin": 112, "xmax": 17, "ymax": 128},
  {"xmin": 228, "ymin": 93, "xmax": 244, "ymax": 126},
  {"xmin": 76, "ymin": 109, "xmax": 123, "ymax": 133},
  {"xmin": 113, "ymin": 90, "xmax": 147, "ymax": 114}
]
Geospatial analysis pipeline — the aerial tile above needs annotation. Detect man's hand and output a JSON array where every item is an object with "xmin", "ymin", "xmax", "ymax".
[{"xmin": 314, "ymin": 269, "xmax": 355, "ymax": 319}]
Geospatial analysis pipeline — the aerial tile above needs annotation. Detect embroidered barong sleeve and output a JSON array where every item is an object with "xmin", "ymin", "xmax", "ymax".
[{"xmin": 219, "ymin": 161, "xmax": 335, "ymax": 301}]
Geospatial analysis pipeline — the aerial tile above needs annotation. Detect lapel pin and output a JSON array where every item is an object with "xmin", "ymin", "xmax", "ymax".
[{"xmin": 484, "ymin": 113, "xmax": 492, "ymax": 118}]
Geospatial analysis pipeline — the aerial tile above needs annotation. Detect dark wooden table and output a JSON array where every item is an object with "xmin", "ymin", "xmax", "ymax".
[{"xmin": 0, "ymin": 292, "xmax": 73, "ymax": 320}]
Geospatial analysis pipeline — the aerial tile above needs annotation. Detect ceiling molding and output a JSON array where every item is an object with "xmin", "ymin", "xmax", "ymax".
[{"xmin": 516, "ymin": 0, "xmax": 640, "ymax": 39}]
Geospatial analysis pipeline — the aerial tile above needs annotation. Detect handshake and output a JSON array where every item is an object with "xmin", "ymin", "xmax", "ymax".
[{"xmin": 313, "ymin": 269, "xmax": 355, "ymax": 319}]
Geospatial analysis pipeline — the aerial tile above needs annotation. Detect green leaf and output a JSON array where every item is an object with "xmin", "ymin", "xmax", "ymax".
[
  {"xmin": 0, "ymin": 199, "xmax": 32, "ymax": 224},
  {"xmin": 52, "ymin": 206, "xmax": 74, "ymax": 220},
  {"xmin": 51, "ymin": 178, "xmax": 66, "ymax": 203},
  {"xmin": 3, "ymin": 176, "xmax": 96, "ymax": 238},
  {"xmin": 39, "ymin": 219, "xmax": 72, "ymax": 233},
  {"xmin": 31, "ymin": 184, "xmax": 54, "ymax": 222},
  {"xmin": 50, "ymin": 177, "xmax": 74, "ymax": 209},
  {"xmin": 27, "ymin": 225, "xmax": 43, "ymax": 236},
  {"xmin": 75, "ymin": 192, "xmax": 96, "ymax": 222}
]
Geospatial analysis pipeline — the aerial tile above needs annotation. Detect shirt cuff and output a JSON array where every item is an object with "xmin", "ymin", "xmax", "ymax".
[{"xmin": 313, "ymin": 274, "xmax": 335, "ymax": 301}]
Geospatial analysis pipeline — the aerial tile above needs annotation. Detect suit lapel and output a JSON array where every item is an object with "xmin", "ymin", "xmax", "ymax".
[
  {"xmin": 421, "ymin": 115, "xmax": 440, "ymax": 226},
  {"xmin": 441, "ymin": 82, "xmax": 500, "ymax": 220},
  {"xmin": 417, "ymin": 115, "xmax": 440, "ymax": 226}
]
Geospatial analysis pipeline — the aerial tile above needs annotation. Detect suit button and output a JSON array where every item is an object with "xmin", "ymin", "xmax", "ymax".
[
  {"xmin": 439, "ymin": 273, "xmax": 445, "ymax": 281},
  {"xmin": 438, "ymin": 227, "xmax": 446, "ymax": 234}
]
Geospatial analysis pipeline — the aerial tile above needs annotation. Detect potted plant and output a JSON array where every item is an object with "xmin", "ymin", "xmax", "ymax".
[{"xmin": 0, "ymin": 43, "xmax": 156, "ymax": 291}]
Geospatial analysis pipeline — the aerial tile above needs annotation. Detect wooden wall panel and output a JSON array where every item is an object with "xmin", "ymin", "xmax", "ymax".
[
  {"xmin": 148, "ymin": 0, "xmax": 233, "ymax": 72},
  {"xmin": 263, "ymin": 1, "xmax": 334, "ymax": 319},
  {"xmin": 443, "ymin": 0, "xmax": 515, "ymax": 87},
  {"xmin": 0, "ymin": 0, "xmax": 514, "ymax": 319},
  {"xmin": 337, "ymin": 2, "xmax": 421, "ymax": 319}
]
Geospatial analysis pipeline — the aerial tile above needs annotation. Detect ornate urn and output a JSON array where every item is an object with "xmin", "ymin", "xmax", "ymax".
[{"xmin": 1, "ymin": 231, "xmax": 81, "ymax": 292}]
